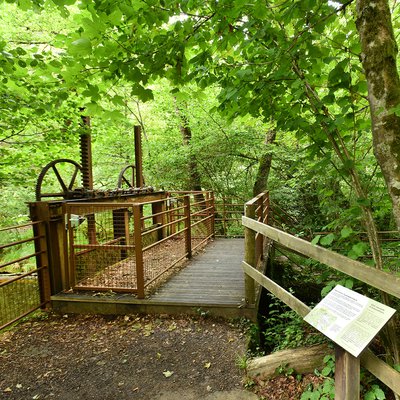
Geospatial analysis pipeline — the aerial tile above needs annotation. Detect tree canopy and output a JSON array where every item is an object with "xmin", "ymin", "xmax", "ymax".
[{"xmin": 1, "ymin": 0, "xmax": 400, "ymax": 236}]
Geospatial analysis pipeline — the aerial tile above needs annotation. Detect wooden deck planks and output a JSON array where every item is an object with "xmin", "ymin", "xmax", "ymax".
[
  {"xmin": 51, "ymin": 238, "xmax": 255, "ymax": 319},
  {"xmin": 152, "ymin": 238, "xmax": 245, "ymax": 305}
]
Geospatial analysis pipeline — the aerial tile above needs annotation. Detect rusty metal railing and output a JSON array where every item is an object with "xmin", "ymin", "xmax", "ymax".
[
  {"xmin": 0, "ymin": 221, "xmax": 51, "ymax": 330},
  {"xmin": 64, "ymin": 191, "xmax": 215, "ymax": 298},
  {"xmin": 213, "ymin": 197, "xmax": 245, "ymax": 238}
]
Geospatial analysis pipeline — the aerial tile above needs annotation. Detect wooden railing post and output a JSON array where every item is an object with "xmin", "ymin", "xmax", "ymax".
[
  {"xmin": 256, "ymin": 196, "xmax": 264, "ymax": 262},
  {"xmin": 244, "ymin": 203, "xmax": 256, "ymax": 305},
  {"xmin": 335, "ymin": 346, "xmax": 360, "ymax": 399},
  {"xmin": 184, "ymin": 195, "xmax": 192, "ymax": 259},
  {"xmin": 133, "ymin": 205, "xmax": 145, "ymax": 298},
  {"xmin": 264, "ymin": 192, "xmax": 270, "ymax": 225}
]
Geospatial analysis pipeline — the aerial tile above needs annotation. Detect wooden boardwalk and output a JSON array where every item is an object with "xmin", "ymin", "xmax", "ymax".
[
  {"xmin": 51, "ymin": 238, "xmax": 255, "ymax": 319},
  {"xmin": 153, "ymin": 238, "xmax": 246, "ymax": 305}
]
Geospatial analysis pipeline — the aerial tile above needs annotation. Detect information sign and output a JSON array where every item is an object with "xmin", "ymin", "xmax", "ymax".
[{"xmin": 304, "ymin": 285, "xmax": 396, "ymax": 357}]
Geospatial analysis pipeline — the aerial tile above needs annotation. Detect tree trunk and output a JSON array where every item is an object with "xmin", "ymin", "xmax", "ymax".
[
  {"xmin": 356, "ymin": 0, "xmax": 400, "ymax": 230},
  {"xmin": 253, "ymin": 130, "xmax": 276, "ymax": 196},
  {"xmin": 180, "ymin": 121, "xmax": 203, "ymax": 193},
  {"xmin": 292, "ymin": 58, "xmax": 400, "ymax": 368},
  {"xmin": 175, "ymin": 103, "xmax": 206, "ymax": 205}
]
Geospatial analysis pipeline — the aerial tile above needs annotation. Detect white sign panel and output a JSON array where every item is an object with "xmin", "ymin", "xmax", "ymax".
[{"xmin": 304, "ymin": 285, "xmax": 396, "ymax": 357}]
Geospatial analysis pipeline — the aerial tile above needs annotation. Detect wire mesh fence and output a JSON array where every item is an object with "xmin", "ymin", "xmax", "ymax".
[
  {"xmin": 65, "ymin": 192, "xmax": 215, "ymax": 297},
  {"xmin": 0, "ymin": 221, "xmax": 50, "ymax": 330}
]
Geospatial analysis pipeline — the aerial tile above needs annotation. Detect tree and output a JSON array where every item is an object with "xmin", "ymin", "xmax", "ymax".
[
  {"xmin": 2, "ymin": 0, "xmax": 399, "ymax": 366},
  {"xmin": 356, "ymin": 0, "xmax": 400, "ymax": 229}
]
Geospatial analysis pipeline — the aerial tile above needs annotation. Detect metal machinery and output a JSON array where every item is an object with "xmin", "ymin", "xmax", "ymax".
[{"xmin": 35, "ymin": 119, "xmax": 154, "ymax": 201}]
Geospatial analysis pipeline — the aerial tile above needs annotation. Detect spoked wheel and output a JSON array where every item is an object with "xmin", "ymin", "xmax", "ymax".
[
  {"xmin": 36, "ymin": 159, "xmax": 83, "ymax": 201},
  {"xmin": 117, "ymin": 165, "xmax": 136, "ymax": 189}
]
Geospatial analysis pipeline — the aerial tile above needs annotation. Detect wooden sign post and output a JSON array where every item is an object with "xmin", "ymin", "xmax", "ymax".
[
  {"xmin": 335, "ymin": 345, "xmax": 360, "ymax": 399},
  {"xmin": 304, "ymin": 285, "xmax": 396, "ymax": 399}
]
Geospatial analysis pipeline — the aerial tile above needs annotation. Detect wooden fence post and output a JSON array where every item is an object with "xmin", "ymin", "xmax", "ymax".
[
  {"xmin": 335, "ymin": 346, "xmax": 360, "ymax": 399},
  {"xmin": 244, "ymin": 203, "xmax": 256, "ymax": 305},
  {"xmin": 133, "ymin": 205, "xmax": 145, "ymax": 299},
  {"xmin": 184, "ymin": 195, "xmax": 192, "ymax": 259},
  {"xmin": 264, "ymin": 192, "xmax": 270, "ymax": 225},
  {"xmin": 256, "ymin": 196, "xmax": 264, "ymax": 262}
]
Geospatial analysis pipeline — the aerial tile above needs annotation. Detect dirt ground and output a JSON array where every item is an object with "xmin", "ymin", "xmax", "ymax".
[{"xmin": 0, "ymin": 312, "xmax": 253, "ymax": 400}]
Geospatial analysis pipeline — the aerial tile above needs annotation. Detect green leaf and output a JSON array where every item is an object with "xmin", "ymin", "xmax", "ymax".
[
  {"xmin": 320, "ymin": 233, "xmax": 335, "ymax": 246},
  {"xmin": 69, "ymin": 37, "xmax": 92, "ymax": 56},
  {"xmin": 340, "ymin": 227, "xmax": 353, "ymax": 238},
  {"xmin": 356, "ymin": 197, "xmax": 371, "ymax": 207},
  {"xmin": 344, "ymin": 279, "xmax": 353, "ymax": 289},
  {"xmin": 348, "ymin": 242, "xmax": 367, "ymax": 259},
  {"xmin": 321, "ymin": 366, "xmax": 332, "ymax": 376},
  {"xmin": 311, "ymin": 235, "xmax": 321, "ymax": 245},
  {"xmin": 131, "ymin": 85, "xmax": 154, "ymax": 102}
]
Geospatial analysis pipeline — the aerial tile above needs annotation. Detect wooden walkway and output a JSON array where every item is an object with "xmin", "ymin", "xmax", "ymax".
[
  {"xmin": 51, "ymin": 239, "xmax": 256, "ymax": 320},
  {"xmin": 153, "ymin": 238, "xmax": 246, "ymax": 305}
]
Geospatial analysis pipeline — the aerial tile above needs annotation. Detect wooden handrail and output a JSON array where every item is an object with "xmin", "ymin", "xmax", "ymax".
[
  {"xmin": 242, "ymin": 191, "xmax": 400, "ymax": 397},
  {"xmin": 242, "ymin": 216, "xmax": 400, "ymax": 299}
]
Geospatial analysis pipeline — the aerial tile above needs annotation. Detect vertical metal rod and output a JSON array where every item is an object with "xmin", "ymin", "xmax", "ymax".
[
  {"xmin": 133, "ymin": 205, "xmax": 145, "ymax": 298},
  {"xmin": 209, "ymin": 192, "xmax": 215, "ymax": 238},
  {"xmin": 184, "ymin": 195, "xmax": 192, "ymax": 259},
  {"xmin": 124, "ymin": 209, "xmax": 130, "ymax": 246},
  {"xmin": 134, "ymin": 125, "xmax": 144, "ymax": 188},
  {"xmin": 31, "ymin": 203, "xmax": 51, "ymax": 305},
  {"xmin": 80, "ymin": 115, "xmax": 93, "ymax": 190},
  {"xmin": 67, "ymin": 211, "xmax": 76, "ymax": 289},
  {"xmin": 80, "ymin": 114, "xmax": 96, "ymax": 244}
]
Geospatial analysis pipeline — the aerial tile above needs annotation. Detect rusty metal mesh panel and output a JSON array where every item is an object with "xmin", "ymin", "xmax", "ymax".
[
  {"xmin": 0, "ymin": 278, "xmax": 40, "ymax": 328},
  {"xmin": 0, "ymin": 223, "xmax": 44, "ymax": 329},
  {"xmin": 142, "ymin": 231, "xmax": 187, "ymax": 289},
  {"xmin": 67, "ymin": 204, "xmax": 137, "ymax": 291},
  {"xmin": 189, "ymin": 194, "xmax": 214, "ymax": 251}
]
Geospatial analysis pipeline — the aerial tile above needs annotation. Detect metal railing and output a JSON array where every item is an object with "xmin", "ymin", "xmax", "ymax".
[
  {"xmin": 64, "ymin": 191, "xmax": 214, "ymax": 298},
  {"xmin": 0, "ymin": 221, "xmax": 50, "ymax": 330}
]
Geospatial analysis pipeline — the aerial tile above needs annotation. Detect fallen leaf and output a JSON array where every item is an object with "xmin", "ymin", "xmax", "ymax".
[
  {"xmin": 167, "ymin": 322, "xmax": 177, "ymax": 331},
  {"xmin": 204, "ymin": 362, "xmax": 211, "ymax": 369},
  {"xmin": 16, "ymin": 384, "xmax": 22, "ymax": 389},
  {"xmin": 156, "ymin": 352, "xmax": 162, "ymax": 360},
  {"xmin": 4, "ymin": 387, "xmax": 12, "ymax": 393},
  {"xmin": 142, "ymin": 323, "xmax": 154, "ymax": 337},
  {"xmin": 131, "ymin": 323, "xmax": 141, "ymax": 331},
  {"xmin": 163, "ymin": 370, "xmax": 174, "ymax": 378}
]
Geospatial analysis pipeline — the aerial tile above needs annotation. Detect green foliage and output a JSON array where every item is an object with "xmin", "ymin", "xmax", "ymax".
[
  {"xmin": 262, "ymin": 293, "xmax": 326, "ymax": 352},
  {"xmin": 301, "ymin": 378, "xmax": 335, "ymax": 400},
  {"xmin": 364, "ymin": 385, "xmax": 386, "ymax": 400},
  {"xmin": 301, "ymin": 355, "xmax": 335, "ymax": 400}
]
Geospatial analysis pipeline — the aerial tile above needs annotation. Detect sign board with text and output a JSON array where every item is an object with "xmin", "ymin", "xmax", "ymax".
[{"xmin": 304, "ymin": 285, "xmax": 396, "ymax": 357}]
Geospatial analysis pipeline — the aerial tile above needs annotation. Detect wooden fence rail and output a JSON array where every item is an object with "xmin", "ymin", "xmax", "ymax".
[{"xmin": 242, "ymin": 192, "xmax": 400, "ymax": 398}]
